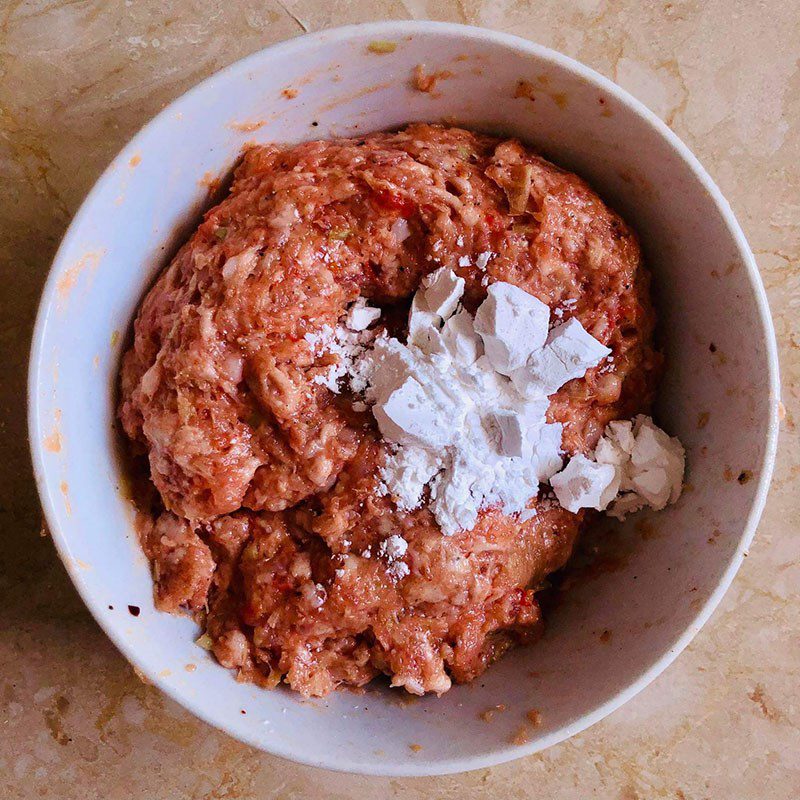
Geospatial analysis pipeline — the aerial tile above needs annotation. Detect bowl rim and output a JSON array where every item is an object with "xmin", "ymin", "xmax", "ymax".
[{"xmin": 28, "ymin": 19, "xmax": 781, "ymax": 777}]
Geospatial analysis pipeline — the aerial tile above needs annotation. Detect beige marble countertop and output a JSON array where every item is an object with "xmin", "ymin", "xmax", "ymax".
[{"xmin": 2, "ymin": 1, "xmax": 798, "ymax": 798}]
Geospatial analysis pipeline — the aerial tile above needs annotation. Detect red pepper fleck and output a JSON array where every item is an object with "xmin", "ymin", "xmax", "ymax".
[
  {"xmin": 372, "ymin": 189, "xmax": 415, "ymax": 218},
  {"xmin": 484, "ymin": 212, "xmax": 506, "ymax": 233},
  {"xmin": 512, "ymin": 588, "xmax": 535, "ymax": 613},
  {"xmin": 273, "ymin": 576, "xmax": 294, "ymax": 593}
]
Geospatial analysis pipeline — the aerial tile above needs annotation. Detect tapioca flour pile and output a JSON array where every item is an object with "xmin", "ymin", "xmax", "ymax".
[{"xmin": 119, "ymin": 123, "xmax": 683, "ymax": 697}]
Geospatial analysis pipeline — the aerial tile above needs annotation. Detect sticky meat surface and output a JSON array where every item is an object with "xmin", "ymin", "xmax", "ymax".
[{"xmin": 119, "ymin": 124, "xmax": 659, "ymax": 696}]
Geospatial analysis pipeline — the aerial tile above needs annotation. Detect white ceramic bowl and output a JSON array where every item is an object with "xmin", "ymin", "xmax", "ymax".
[{"xmin": 29, "ymin": 21, "xmax": 779, "ymax": 776}]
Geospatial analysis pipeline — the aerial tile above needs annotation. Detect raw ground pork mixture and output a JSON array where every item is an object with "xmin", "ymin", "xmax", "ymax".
[{"xmin": 119, "ymin": 123, "xmax": 659, "ymax": 697}]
